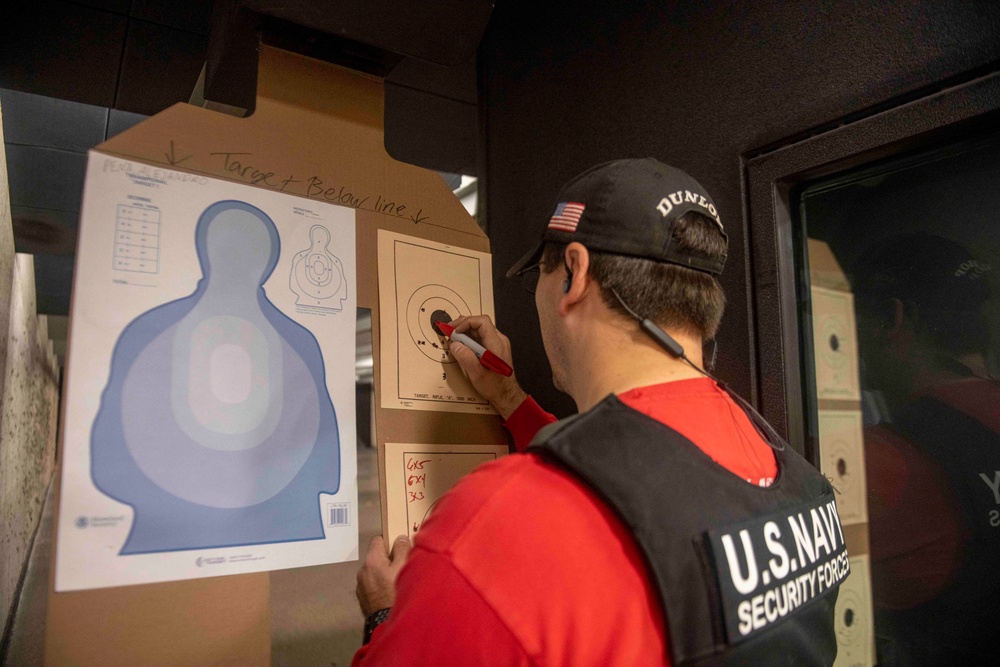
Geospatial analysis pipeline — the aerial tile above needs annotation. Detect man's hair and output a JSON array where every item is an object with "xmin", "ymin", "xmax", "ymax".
[
  {"xmin": 851, "ymin": 233, "xmax": 992, "ymax": 356},
  {"xmin": 541, "ymin": 211, "xmax": 727, "ymax": 339}
]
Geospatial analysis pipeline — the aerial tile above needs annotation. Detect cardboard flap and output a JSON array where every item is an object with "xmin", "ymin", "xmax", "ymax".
[
  {"xmin": 807, "ymin": 238, "xmax": 850, "ymax": 291},
  {"xmin": 97, "ymin": 45, "xmax": 486, "ymax": 252}
]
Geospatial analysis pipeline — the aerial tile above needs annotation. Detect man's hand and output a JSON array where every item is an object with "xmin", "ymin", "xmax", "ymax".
[
  {"xmin": 356, "ymin": 535, "xmax": 411, "ymax": 616},
  {"xmin": 448, "ymin": 315, "xmax": 527, "ymax": 419}
]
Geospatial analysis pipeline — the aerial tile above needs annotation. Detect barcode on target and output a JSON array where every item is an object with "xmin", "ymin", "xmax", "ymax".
[{"xmin": 328, "ymin": 503, "xmax": 351, "ymax": 527}]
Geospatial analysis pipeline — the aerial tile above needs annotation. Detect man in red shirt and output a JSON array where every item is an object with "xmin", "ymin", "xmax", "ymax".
[
  {"xmin": 850, "ymin": 234, "xmax": 1000, "ymax": 665},
  {"xmin": 354, "ymin": 159, "xmax": 844, "ymax": 665}
]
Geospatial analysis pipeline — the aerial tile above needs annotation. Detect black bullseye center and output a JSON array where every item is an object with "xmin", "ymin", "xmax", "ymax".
[{"xmin": 430, "ymin": 309, "xmax": 452, "ymax": 336}]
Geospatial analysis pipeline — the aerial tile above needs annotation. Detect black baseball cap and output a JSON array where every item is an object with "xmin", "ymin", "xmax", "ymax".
[
  {"xmin": 852, "ymin": 232, "xmax": 992, "ymax": 311},
  {"xmin": 506, "ymin": 158, "xmax": 728, "ymax": 278}
]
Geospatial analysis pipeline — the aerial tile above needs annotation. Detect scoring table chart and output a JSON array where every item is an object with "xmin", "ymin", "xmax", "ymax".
[{"xmin": 113, "ymin": 205, "xmax": 161, "ymax": 274}]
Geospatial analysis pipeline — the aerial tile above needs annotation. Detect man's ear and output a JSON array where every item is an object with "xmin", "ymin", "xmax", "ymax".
[
  {"xmin": 559, "ymin": 242, "xmax": 591, "ymax": 314},
  {"xmin": 564, "ymin": 243, "xmax": 590, "ymax": 279},
  {"xmin": 886, "ymin": 297, "xmax": 917, "ymax": 354}
]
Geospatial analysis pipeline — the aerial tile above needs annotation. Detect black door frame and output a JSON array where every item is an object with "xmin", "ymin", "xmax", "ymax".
[{"xmin": 744, "ymin": 71, "xmax": 1000, "ymax": 461}]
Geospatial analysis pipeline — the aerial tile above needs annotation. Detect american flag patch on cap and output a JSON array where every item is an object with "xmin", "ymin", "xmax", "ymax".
[{"xmin": 548, "ymin": 202, "xmax": 585, "ymax": 232}]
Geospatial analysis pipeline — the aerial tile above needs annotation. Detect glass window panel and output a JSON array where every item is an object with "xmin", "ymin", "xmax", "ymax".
[{"xmin": 795, "ymin": 134, "xmax": 1000, "ymax": 666}]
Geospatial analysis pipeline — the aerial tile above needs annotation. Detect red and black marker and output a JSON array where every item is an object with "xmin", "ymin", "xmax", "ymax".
[{"xmin": 435, "ymin": 321, "xmax": 514, "ymax": 377}]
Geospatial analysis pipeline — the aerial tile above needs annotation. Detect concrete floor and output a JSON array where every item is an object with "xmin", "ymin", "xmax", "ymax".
[{"xmin": 1, "ymin": 441, "xmax": 382, "ymax": 667}]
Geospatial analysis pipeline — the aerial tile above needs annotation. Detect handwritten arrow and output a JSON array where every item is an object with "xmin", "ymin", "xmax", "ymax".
[{"xmin": 164, "ymin": 140, "xmax": 192, "ymax": 166}]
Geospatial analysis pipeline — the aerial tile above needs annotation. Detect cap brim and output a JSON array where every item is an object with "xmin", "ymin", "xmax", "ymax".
[{"xmin": 505, "ymin": 239, "xmax": 545, "ymax": 279}]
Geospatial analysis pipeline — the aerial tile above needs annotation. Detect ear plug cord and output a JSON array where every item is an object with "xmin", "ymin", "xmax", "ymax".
[{"xmin": 608, "ymin": 287, "xmax": 785, "ymax": 452}]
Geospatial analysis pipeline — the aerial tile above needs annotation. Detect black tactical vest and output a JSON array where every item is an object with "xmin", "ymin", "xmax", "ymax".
[
  {"xmin": 875, "ymin": 395, "xmax": 1000, "ymax": 666},
  {"xmin": 529, "ymin": 395, "xmax": 846, "ymax": 666}
]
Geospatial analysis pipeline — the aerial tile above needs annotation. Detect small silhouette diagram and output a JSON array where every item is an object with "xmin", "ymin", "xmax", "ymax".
[
  {"xmin": 290, "ymin": 225, "xmax": 347, "ymax": 310},
  {"xmin": 91, "ymin": 200, "xmax": 341, "ymax": 555}
]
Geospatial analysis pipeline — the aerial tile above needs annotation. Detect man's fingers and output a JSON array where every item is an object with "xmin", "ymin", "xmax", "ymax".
[
  {"xmin": 450, "ymin": 315, "xmax": 509, "ymax": 355},
  {"xmin": 449, "ymin": 341, "xmax": 481, "ymax": 376},
  {"xmin": 390, "ymin": 535, "xmax": 412, "ymax": 563},
  {"xmin": 450, "ymin": 314, "xmax": 494, "ymax": 336},
  {"xmin": 365, "ymin": 535, "xmax": 389, "ymax": 567}
]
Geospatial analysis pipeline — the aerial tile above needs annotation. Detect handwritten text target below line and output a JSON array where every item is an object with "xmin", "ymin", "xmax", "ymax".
[
  {"xmin": 109, "ymin": 146, "xmax": 433, "ymax": 224},
  {"xmin": 210, "ymin": 151, "xmax": 430, "ymax": 224}
]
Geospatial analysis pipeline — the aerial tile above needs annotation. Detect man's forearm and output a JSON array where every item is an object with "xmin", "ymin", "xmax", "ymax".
[{"xmin": 502, "ymin": 395, "xmax": 558, "ymax": 451}]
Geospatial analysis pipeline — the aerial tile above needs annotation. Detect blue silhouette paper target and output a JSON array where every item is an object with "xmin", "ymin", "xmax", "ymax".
[
  {"xmin": 55, "ymin": 155, "xmax": 358, "ymax": 591},
  {"xmin": 93, "ymin": 201, "xmax": 337, "ymax": 551}
]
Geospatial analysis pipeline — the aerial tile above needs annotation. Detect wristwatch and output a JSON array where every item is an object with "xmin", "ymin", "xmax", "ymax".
[{"xmin": 363, "ymin": 607, "xmax": 391, "ymax": 644}]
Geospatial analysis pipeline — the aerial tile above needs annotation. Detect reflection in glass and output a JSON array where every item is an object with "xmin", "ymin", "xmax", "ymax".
[{"xmin": 798, "ymin": 137, "xmax": 1000, "ymax": 666}]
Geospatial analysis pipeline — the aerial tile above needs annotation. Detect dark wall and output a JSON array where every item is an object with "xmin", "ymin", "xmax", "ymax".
[
  {"xmin": 0, "ymin": 0, "xmax": 213, "ymax": 115},
  {"xmin": 480, "ymin": 0, "xmax": 1000, "ymax": 416}
]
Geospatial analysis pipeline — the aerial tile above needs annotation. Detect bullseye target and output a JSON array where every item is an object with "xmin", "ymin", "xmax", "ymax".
[
  {"xmin": 826, "ymin": 438, "xmax": 857, "ymax": 497},
  {"xmin": 836, "ymin": 589, "xmax": 863, "ymax": 647},
  {"xmin": 830, "ymin": 555, "xmax": 874, "ymax": 666},
  {"xmin": 818, "ymin": 410, "xmax": 867, "ymax": 526},
  {"xmin": 405, "ymin": 285, "xmax": 471, "ymax": 363},
  {"xmin": 818, "ymin": 314, "xmax": 849, "ymax": 370},
  {"xmin": 380, "ymin": 230, "xmax": 495, "ymax": 412}
]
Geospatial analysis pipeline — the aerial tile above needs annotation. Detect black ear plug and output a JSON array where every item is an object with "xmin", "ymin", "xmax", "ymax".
[
  {"xmin": 562, "ymin": 263, "xmax": 573, "ymax": 293},
  {"xmin": 640, "ymin": 319, "xmax": 685, "ymax": 358}
]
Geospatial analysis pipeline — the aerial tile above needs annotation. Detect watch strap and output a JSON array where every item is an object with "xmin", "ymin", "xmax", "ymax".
[{"xmin": 362, "ymin": 607, "xmax": 391, "ymax": 644}]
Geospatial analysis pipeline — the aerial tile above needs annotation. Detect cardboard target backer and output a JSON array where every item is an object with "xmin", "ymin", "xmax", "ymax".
[{"xmin": 44, "ymin": 45, "xmax": 506, "ymax": 666}]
